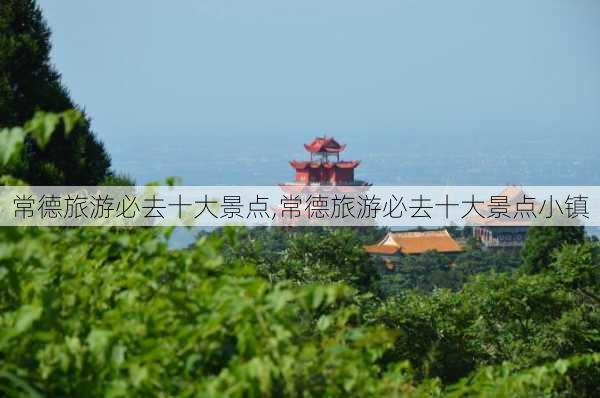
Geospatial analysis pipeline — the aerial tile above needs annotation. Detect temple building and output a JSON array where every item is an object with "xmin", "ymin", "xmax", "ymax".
[
  {"xmin": 285, "ymin": 136, "xmax": 369, "ymax": 186},
  {"xmin": 276, "ymin": 136, "xmax": 371, "ymax": 226},
  {"xmin": 467, "ymin": 186, "xmax": 535, "ymax": 250},
  {"xmin": 364, "ymin": 229, "xmax": 463, "ymax": 266}
]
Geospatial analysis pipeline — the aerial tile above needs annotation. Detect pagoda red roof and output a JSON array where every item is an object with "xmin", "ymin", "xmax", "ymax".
[
  {"xmin": 290, "ymin": 160, "xmax": 360, "ymax": 169},
  {"xmin": 304, "ymin": 136, "xmax": 346, "ymax": 153}
]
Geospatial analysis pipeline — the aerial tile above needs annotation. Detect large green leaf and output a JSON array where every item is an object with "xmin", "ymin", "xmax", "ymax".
[{"xmin": 0, "ymin": 127, "xmax": 25, "ymax": 165}]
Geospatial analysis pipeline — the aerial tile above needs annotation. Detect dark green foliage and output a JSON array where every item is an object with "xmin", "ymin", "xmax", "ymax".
[
  {"xmin": 376, "ymin": 251, "xmax": 457, "ymax": 294},
  {"xmin": 551, "ymin": 242, "xmax": 600, "ymax": 302},
  {"xmin": 445, "ymin": 353, "xmax": 600, "ymax": 397},
  {"xmin": 282, "ymin": 228, "xmax": 378, "ymax": 289},
  {"xmin": 0, "ymin": 0, "xmax": 111, "ymax": 184},
  {"xmin": 376, "ymin": 250, "xmax": 520, "ymax": 295},
  {"xmin": 0, "ymin": 226, "xmax": 406, "ymax": 397},
  {"xmin": 1, "ymin": 225, "xmax": 597, "ymax": 397},
  {"xmin": 213, "ymin": 227, "xmax": 380, "ymax": 292},
  {"xmin": 451, "ymin": 249, "xmax": 520, "ymax": 280},
  {"xmin": 2, "ymin": 222, "xmax": 598, "ymax": 396},
  {"xmin": 371, "ymin": 241, "xmax": 600, "ymax": 389},
  {"xmin": 521, "ymin": 226, "xmax": 585, "ymax": 274}
]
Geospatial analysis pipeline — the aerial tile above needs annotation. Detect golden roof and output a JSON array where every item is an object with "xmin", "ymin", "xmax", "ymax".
[{"xmin": 364, "ymin": 229, "xmax": 463, "ymax": 255}]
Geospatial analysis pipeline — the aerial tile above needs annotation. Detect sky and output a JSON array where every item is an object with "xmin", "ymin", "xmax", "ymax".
[
  {"xmin": 38, "ymin": 0, "xmax": 600, "ymax": 139},
  {"xmin": 35, "ymin": 0, "xmax": 600, "ymax": 189}
]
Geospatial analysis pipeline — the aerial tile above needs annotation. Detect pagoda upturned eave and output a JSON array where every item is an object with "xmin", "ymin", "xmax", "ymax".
[{"xmin": 290, "ymin": 160, "xmax": 360, "ymax": 169}]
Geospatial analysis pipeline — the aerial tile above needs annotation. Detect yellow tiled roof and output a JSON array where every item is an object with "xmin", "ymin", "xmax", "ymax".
[{"xmin": 364, "ymin": 229, "xmax": 463, "ymax": 255}]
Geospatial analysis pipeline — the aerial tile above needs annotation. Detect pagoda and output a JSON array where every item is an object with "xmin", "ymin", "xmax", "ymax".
[{"xmin": 284, "ymin": 136, "xmax": 369, "ymax": 186}]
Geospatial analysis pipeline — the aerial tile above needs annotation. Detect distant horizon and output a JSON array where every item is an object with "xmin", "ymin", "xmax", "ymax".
[
  {"xmin": 36, "ymin": 0, "xmax": 600, "ymax": 186},
  {"xmin": 39, "ymin": 1, "xmax": 599, "ymax": 140}
]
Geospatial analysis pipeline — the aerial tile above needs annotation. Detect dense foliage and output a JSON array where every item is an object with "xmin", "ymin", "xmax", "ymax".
[
  {"xmin": 208, "ymin": 225, "xmax": 600, "ymax": 396},
  {"xmin": 372, "ymin": 241, "xmax": 600, "ymax": 383},
  {"xmin": 1, "ymin": 223, "xmax": 599, "ymax": 397},
  {"xmin": 213, "ymin": 227, "xmax": 521, "ymax": 294},
  {"xmin": 0, "ymin": 0, "xmax": 112, "ymax": 184},
  {"xmin": 0, "ymin": 226, "xmax": 401, "ymax": 397},
  {"xmin": 376, "ymin": 250, "xmax": 520, "ymax": 294},
  {"xmin": 213, "ymin": 227, "xmax": 382, "ymax": 291},
  {"xmin": 521, "ymin": 225, "xmax": 585, "ymax": 274}
]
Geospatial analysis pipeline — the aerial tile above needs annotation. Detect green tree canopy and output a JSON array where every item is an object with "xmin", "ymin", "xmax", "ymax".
[
  {"xmin": 520, "ymin": 226, "xmax": 585, "ymax": 274},
  {"xmin": 0, "ymin": 0, "xmax": 111, "ymax": 184}
]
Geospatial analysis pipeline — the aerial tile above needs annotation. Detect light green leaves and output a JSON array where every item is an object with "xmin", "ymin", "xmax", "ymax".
[
  {"xmin": 24, "ymin": 112, "xmax": 58, "ymax": 148},
  {"xmin": 25, "ymin": 110, "xmax": 82, "ymax": 148},
  {"xmin": 0, "ymin": 223, "xmax": 597, "ymax": 397},
  {"xmin": 87, "ymin": 329, "xmax": 113, "ymax": 361},
  {"xmin": 0, "ymin": 110, "xmax": 82, "ymax": 166},
  {"xmin": 60, "ymin": 109, "xmax": 82, "ymax": 135},
  {"xmin": 0, "ymin": 304, "xmax": 42, "ymax": 350},
  {"xmin": 128, "ymin": 363, "xmax": 149, "ymax": 388},
  {"xmin": 13, "ymin": 305, "xmax": 42, "ymax": 334},
  {"xmin": 0, "ymin": 127, "xmax": 25, "ymax": 165}
]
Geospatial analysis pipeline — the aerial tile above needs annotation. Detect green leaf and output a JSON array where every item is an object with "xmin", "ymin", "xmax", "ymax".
[
  {"xmin": 14, "ymin": 305, "xmax": 42, "ymax": 335},
  {"xmin": 0, "ymin": 175, "xmax": 28, "ymax": 186},
  {"xmin": 87, "ymin": 329, "xmax": 112, "ymax": 356},
  {"xmin": 61, "ymin": 109, "xmax": 82, "ymax": 134},
  {"xmin": 317, "ymin": 315, "xmax": 332, "ymax": 332},
  {"xmin": 14, "ymin": 305, "xmax": 42, "ymax": 334},
  {"xmin": 0, "ymin": 127, "xmax": 26, "ymax": 165},
  {"xmin": 554, "ymin": 359, "xmax": 569, "ymax": 375},
  {"xmin": 0, "ymin": 371, "xmax": 44, "ymax": 398},
  {"xmin": 27, "ymin": 112, "xmax": 60, "ymax": 148},
  {"xmin": 111, "ymin": 344, "xmax": 127, "ymax": 367},
  {"xmin": 129, "ymin": 364, "xmax": 149, "ymax": 387}
]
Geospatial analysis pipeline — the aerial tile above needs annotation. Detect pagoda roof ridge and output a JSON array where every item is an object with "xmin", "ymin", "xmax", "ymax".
[{"xmin": 304, "ymin": 136, "xmax": 346, "ymax": 153}]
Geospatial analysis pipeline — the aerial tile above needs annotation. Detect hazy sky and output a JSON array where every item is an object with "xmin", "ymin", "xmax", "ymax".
[{"xmin": 38, "ymin": 0, "xmax": 600, "ymax": 144}]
